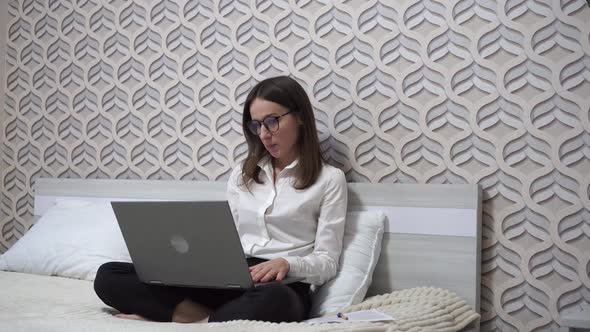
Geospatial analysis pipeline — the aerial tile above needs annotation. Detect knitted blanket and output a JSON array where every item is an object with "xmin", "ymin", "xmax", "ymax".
[
  {"xmin": 214, "ymin": 288, "xmax": 480, "ymax": 332},
  {"xmin": 0, "ymin": 271, "xmax": 479, "ymax": 332}
]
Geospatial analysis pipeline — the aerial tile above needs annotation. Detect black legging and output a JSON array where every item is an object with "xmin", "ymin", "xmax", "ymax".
[{"xmin": 93, "ymin": 258, "xmax": 311, "ymax": 323}]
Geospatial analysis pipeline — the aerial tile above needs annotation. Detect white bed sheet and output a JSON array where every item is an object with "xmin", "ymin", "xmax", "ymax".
[
  {"xmin": 0, "ymin": 271, "xmax": 478, "ymax": 332},
  {"xmin": 0, "ymin": 270, "xmax": 384, "ymax": 332}
]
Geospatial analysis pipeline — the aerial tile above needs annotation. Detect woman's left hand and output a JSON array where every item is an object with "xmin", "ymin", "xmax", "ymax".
[{"xmin": 249, "ymin": 258, "xmax": 290, "ymax": 283}]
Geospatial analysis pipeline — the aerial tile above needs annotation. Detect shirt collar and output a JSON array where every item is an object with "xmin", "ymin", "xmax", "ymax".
[{"xmin": 257, "ymin": 155, "xmax": 299, "ymax": 175}]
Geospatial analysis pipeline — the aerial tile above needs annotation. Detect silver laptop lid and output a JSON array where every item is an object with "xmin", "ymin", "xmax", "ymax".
[{"xmin": 111, "ymin": 201, "xmax": 253, "ymax": 289}]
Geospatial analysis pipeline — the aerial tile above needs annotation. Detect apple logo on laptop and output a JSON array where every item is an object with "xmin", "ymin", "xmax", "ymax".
[{"xmin": 170, "ymin": 235, "xmax": 189, "ymax": 254}]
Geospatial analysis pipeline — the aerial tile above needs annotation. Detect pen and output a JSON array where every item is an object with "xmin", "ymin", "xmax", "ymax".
[{"xmin": 337, "ymin": 312, "xmax": 349, "ymax": 320}]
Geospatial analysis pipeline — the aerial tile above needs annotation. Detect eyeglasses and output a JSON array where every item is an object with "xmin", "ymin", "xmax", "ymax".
[{"xmin": 247, "ymin": 111, "xmax": 294, "ymax": 135}]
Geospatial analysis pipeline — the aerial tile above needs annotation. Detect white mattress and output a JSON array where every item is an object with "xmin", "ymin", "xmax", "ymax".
[{"xmin": 0, "ymin": 271, "xmax": 478, "ymax": 332}]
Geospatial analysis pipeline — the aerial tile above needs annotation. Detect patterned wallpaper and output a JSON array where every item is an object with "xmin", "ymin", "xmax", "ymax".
[
  {"xmin": 0, "ymin": 0, "xmax": 7, "ymax": 210},
  {"xmin": 1, "ymin": 0, "xmax": 589, "ymax": 330}
]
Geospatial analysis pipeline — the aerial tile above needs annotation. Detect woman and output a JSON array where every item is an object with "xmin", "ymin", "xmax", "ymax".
[{"xmin": 94, "ymin": 76, "xmax": 348, "ymax": 323}]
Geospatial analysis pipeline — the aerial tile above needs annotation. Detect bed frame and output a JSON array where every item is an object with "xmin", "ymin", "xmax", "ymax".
[{"xmin": 33, "ymin": 178, "xmax": 481, "ymax": 330}]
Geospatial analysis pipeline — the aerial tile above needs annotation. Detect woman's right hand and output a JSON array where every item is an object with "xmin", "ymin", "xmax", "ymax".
[{"xmin": 249, "ymin": 258, "xmax": 290, "ymax": 283}]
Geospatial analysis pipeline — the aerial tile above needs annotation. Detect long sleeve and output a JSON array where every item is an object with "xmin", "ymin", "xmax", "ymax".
[
  {"xmin": 226, "ymin": 165, "xmax": 241, "ymax": 228},
  {"xmin": 283, "ymin": 168, "xmax": 348, "ymax": 286}
]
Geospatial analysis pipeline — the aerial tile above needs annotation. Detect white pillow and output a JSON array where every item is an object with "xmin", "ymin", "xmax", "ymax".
[
  {"xmin": 0, "ymin": 200, "xmax": 130, "ymax": 280},
  {"xmin": 310, "ymin": 210, "xmax": 385, "ymax": 317}
]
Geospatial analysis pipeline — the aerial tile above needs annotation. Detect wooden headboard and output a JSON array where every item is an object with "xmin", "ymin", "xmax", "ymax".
[
  {"xmin": 346, "ymin": 183, "xmax": 481, "ymax": 316},
  {"xmin": 33, "ymin": 178, "xmax": 481, "ymax": 328}
]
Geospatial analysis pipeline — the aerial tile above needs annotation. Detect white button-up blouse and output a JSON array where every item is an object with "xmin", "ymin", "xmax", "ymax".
[{"xmin": 226, "ymin": 157, "xmax": 348, "ymax": 286}]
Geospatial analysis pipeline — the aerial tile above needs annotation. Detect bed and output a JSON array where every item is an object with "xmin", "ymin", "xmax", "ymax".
[{"xmin": 0, "ymin": 178, "xmax": 482, "ymax": 331}]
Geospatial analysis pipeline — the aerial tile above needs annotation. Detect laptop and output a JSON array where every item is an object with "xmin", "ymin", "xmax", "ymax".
[{"xmin": 110, "ymin": 200, "xmax": 304, "ymax": 289}]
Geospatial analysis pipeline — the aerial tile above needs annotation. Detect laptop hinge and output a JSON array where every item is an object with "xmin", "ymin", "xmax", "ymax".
[
  {"xmin": 226, "ymin": 284, "xmax": 241, "ymax": 288},
  {"xmin": 149, "ymin": 280, "xmax": 163, "ymax": 285}
]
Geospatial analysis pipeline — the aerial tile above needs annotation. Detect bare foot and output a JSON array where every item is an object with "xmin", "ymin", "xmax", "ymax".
[
  {"xmin": 172, "ymin": 299, "xmax": 211, "ymax": 323},
  {"xmin": 114, "ymin": 313, "xmax": 148, "ymax": 321}
]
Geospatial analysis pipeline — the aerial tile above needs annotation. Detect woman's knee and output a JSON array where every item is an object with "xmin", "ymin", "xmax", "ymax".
[
  {"xmin": 93, "ymin": 262, "xmax": 132, "ymax": 305},
  {"xmin": 94, "ymin": 262, "xmax": 113, "ymax": 289},
  {"xmin": 250, "ymin": 283, "xmax": 305, "ymax": 322},
  {"xmin": 208, "ymin": 283, "xmax": 308, "ymax": 322},
  {"xmin": 257, "ymin": 283, "xmax": 294, "ymax": 298}
]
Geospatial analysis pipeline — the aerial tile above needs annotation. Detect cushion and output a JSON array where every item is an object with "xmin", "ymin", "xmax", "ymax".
[
  {"xmin": 0, "ymin": 200, "xmax": 130, "ymax": 280},
  {"xmin": 310, "ymin": 210, "xmax": 385, "ymax": 317}
]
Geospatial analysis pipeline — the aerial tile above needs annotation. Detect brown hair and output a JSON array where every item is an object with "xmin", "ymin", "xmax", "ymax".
[{"xmin": 241, "ymin": 76, "xmax": 323, "ymax": 190}]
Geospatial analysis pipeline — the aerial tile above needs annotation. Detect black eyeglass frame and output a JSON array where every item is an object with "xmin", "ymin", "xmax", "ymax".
[{"xmin": 247, "ymin": 111, "xmax": 295, "ymax": 135}]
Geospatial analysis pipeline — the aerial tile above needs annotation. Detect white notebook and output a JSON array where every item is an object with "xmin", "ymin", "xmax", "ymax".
[{"xmin": 304, "ymin": 309, "xmax": 394, "ymax": 324}]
